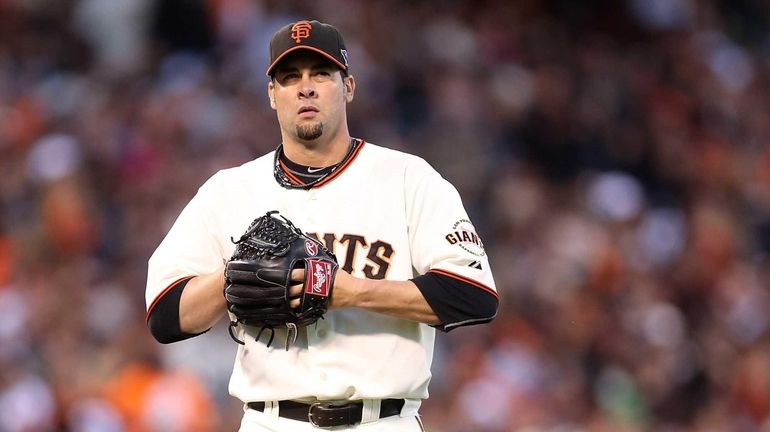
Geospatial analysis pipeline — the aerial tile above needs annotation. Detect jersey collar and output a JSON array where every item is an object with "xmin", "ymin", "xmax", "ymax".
[{"xmin": 273, "ymin": 138, "xmax": 365, "ymax": 190}]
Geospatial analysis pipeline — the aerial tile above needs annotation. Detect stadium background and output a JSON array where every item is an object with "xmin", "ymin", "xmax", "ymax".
[{"xmin": 1, "ymin": 0, "xmax": 769, "ymax": 430}]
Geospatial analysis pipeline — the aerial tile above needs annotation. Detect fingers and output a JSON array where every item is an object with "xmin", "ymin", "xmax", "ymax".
[
  {"xmin": 290, "ymin": 268, "xmax": 304, "ymax": 284},
  {"xmin": 289, "ymin": 268, "xmax": 304, "ymax": 309},
  {"xmin": 288, "ymin": 284, "xmax": 303, "ymax": 297},
  {"xmin": 288, "ymin": 283, "xmax": 302, "ymax": 309}
]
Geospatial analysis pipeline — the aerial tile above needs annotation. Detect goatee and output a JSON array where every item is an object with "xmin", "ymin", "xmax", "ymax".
[{"xmin": 297, "ymin": 123, "xmax": 323, "ymax": 140}]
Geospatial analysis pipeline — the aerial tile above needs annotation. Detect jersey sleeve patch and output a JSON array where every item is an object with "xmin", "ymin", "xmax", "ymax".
[{"xmin": 444, "ymin": 219, "xmax": 486, "ymax": 257}]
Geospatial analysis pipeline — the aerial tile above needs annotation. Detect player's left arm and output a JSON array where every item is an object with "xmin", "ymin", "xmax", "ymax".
[
  {"xmin": 289, "ymin": 159, "xmax": 498, "ymax": 327},
  {"xmin": 289, "ymin": 268, "xmax": 493, "ymax": 326},
  {"xmin": 400, "ymin": 158, "xmax": 499, "ymax": 330},
  {"xmin": 290, "ymin": 268, "xmax": 495, "ymax": 326},
  {"xmin": 331, "ymin": 272, "xmax": 442, "ymax": 324},
  {"xmin": 287, "ymin": 269, "xmax": 440, "ymax": 323}
]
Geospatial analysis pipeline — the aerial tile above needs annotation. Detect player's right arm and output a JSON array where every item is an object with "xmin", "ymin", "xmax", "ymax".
[
  {"xmin": 145, "ymin": 174, "xmax": 229, "ymax": 343},
  {"xmin": 146, "ymin": 270, "xmax": 227, "ymax": 343},
  {"xmin": 178, "ymin": 269, "xmax": 227, "ymax": 333}
]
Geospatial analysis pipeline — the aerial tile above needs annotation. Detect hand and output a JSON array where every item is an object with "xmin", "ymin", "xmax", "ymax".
[
  {"xmin": 224, "ymin": 211, "xmax": 339, "ymax": 346},
  {"xmin": 290, "ymin": 268, "xmax": 359, "ymax": 309}
]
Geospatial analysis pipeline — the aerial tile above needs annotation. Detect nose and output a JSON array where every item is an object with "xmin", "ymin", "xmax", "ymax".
[
  {"xmin": 298, "ymin": 75, "xmax": 316, "ymax": 99},
  {"xmin": 299, "ymin": 87, "xmax": 316, "ymax": 99}
]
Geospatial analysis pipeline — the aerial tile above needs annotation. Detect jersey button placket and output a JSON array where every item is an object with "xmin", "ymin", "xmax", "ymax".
[
  {"xmin": 304, "ymin": 189, "xmax": 332, "ymax": 390},
  {"xmin": 306, "ymin": 191, "xmax": 319, "ymax": 223}
]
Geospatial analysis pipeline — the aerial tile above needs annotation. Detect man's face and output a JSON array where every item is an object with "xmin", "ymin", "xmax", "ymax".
[{"xmin": 268, "ymin": 51, "xmax": 354, "ymax": 143}]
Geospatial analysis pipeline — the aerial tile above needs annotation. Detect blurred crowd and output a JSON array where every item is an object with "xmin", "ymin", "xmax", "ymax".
[{"xmin": 1, "ymin": 0, "xmax": 769, "ymax": 430}]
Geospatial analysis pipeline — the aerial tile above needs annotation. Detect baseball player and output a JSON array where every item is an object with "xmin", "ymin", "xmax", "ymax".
[{"xmin": 145, "ymin": 20, "xmax": 498, "ymax": 431}]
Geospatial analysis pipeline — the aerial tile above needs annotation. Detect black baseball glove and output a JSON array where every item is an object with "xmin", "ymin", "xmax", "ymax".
[{"xmin": 224, "ymin": 211, "xmax": 338, "ymax": 348}]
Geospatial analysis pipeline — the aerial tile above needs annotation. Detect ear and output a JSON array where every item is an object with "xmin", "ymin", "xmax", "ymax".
[
  {"xmin": 343, "ymin": 75, "xmax": 355, "ymax": 103},
  {"xmin": 268, "ymin": 80, "xmax": 276, "ymax": 110}
]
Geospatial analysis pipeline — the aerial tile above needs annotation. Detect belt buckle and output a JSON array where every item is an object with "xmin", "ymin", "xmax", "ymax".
[
  {"xmin": 308, "ymin": 401, "xmax": 356, "ymax": 429},
  {"xmin": 307, "ymin": 402, "xmax": 333, "ymax": 429}
]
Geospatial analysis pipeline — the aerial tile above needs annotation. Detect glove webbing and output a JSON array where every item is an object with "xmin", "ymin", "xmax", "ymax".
[{"xmin": 230, "ymin": 210, "xmax": 301, "ymax": 259}]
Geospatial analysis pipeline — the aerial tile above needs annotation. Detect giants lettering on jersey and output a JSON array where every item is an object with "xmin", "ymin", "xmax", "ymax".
[{"xmin": 307, "ymin": 233, "xmax": 394, "ymax": 279}]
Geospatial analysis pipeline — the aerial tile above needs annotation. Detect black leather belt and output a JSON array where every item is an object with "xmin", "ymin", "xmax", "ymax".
[{"xmin": 247, "ymin": 399, "xmax": 405, "ymax": 428}]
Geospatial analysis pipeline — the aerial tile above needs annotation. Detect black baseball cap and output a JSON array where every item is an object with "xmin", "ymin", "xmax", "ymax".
[{"xmin": 266, "ymin": 20, "xmax": 350, "ymax": 77}]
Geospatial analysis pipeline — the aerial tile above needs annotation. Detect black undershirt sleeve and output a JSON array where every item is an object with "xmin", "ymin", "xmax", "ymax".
[
  {"xmin": 411, "ymin": 272, "xmax": 498, "ymax": 332},
  {"xmin": 147, "ymin": 279, "xmax": 210, "ymax": 344}
]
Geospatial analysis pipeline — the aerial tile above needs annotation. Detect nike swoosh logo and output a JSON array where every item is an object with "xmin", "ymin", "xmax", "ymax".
[{"xmin": 307, "ymin": 167, "xmax": 325, "ymax": 173}]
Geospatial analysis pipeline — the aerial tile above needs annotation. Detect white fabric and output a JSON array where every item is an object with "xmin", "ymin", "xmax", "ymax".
[
  {"xmin": 146, "ymin": 141, "xmax": 496, "ymax": 404},
  {"xmin": 262, "ymin": 401, "xmax": 279, "ymax": 421},
  {"xmin": 360, "ymin": 399, "xmax": 380, "ymax": 424}
]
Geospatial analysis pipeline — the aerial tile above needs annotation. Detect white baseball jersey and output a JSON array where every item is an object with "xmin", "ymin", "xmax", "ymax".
[{"xmin": 146, "ymin": 141, "xmax": 497, "ymax": 408}]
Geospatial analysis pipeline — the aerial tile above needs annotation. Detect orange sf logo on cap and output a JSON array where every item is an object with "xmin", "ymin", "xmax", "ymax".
[{"xmin": 291, "ymin": 21, "xmax": 312, "ymax": 43}]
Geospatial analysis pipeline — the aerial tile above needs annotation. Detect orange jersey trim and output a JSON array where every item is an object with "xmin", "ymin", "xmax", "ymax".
[
  {"xmin": 313, "ymin": 139, "xmax": 365, "ymax": 188},
  {"xmin": 429, "ymin": 268, "xmax": 498, "ymax": 299},
  {"xmin": 145, "ymin": 276, "xmax": 195, "ymax": 324},
  {"xmin": 279, "ymin": 159, "xmax": 304, "ymax": 185},
  {"xmin": 276, "ymin": 139, "xmax": 366, "ymax": 189}
]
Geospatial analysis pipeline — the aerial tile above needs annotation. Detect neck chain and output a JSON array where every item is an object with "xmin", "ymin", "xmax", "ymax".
[{"xmin": 273, "ymin": 138, "xmax": 359, "ymax": 189}]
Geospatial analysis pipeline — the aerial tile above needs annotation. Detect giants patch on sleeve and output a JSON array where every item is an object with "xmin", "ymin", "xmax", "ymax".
[
  {"xmin": 444, "ymin": 219, "xmax": 486, "ymax": 257},
  {"xmin": 305, "ymin": 259, "xmax": 333, "ymax": 297}
]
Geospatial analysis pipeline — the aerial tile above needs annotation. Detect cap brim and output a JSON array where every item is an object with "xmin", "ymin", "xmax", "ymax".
[{"xmin": 266, "ymin": 46, "xmax": 347, "ymax": 76}]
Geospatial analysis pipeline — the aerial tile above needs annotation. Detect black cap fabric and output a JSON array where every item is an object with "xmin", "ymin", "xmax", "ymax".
[{"xmin": 266, "ymin": 20, "xmax": 349, "ymax": 76}]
